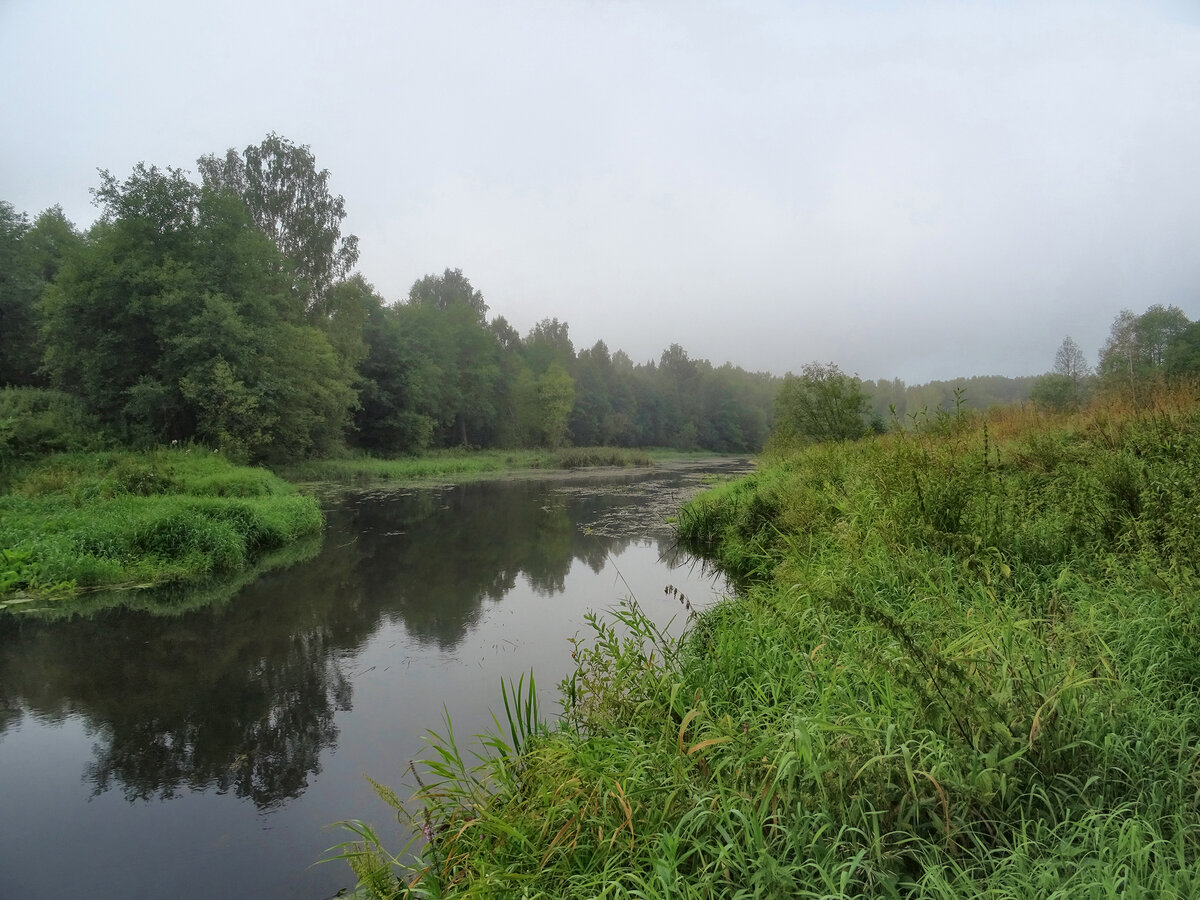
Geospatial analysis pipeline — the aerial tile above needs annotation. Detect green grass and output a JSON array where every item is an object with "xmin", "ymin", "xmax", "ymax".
[
  {"xmin": 0, "ymin": 448, "xmax": 323, "ymax": 615},
  {"xmin": 276, "ymin": 447, "xmax": 659, "ymax": 486},
  {"xmin": 332, "ymin": 385, "xmax": 1200, "ymax": 898}
]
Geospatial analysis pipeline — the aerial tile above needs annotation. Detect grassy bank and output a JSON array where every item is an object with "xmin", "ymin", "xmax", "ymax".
[
  {"xmin": 338, "ymin": 386, "xmax": 1200, "ymax": 897},
  {"xmin": 276, "ymin": 446, "xmax": 661, "ymax": 486},
  {"xmin": 1, "ymin": 448, "xmax": 323, "ymax": 615}
]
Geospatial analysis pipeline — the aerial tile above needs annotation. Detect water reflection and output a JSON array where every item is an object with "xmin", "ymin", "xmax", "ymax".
[
  {"xmin": 0, "ymin": 465, "xmax": 741, "ymax": 818},
  {"xmin": 334, "ymin": 478, "xmax": 649, "ymax": 648},
  {"xmin": 0, "ymin": 584, "xmax": 353, "ymax": 809}
]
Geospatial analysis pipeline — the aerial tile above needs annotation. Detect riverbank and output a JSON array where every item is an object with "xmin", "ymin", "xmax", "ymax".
[
  {"xmin": 272, "ymin": 446, "xmax": 709, "ymax": 487},
  {"xmin": 0, "ymin": 446, "xmax": 740, "ymax": 617},
  {"xmin": 344, "ymin": 386, "xmax": 1200, "ymax": 897},
  {"xmin": 0, "ymin": 449, "xmax": 322, "ymax": 615}
]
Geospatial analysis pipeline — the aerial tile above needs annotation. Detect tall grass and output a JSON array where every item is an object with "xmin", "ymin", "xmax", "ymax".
[
  {"xmin": 0, "ymin": 447, "xmax": 322, "ymax": 614},
  {"xmin": 334, "ymin": 384, "xmax": 1200, "ymax": 898},
  {"xmin": 277, "ymin": 447, "xmax": 657, "ymax": 486}
]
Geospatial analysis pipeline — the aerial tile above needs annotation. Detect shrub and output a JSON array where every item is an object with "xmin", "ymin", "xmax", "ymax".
[{"xmin": 0, "ymin": 388, "xmax": 103, "ymax": 471}]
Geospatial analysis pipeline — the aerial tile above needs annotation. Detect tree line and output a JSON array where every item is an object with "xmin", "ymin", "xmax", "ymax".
[
  {"xmin": 4, "ymin": 134, "xmax": 1196, "ymax": 461},
  {"xmin": 773, "ymin": 305, "xmax": 1200, "ymax": 447},
  {"xmin": 0, "ymin": 135, "xmax": 777, "ymax": 462},
  {"xmin": 1032, "ymin": 305, "xmax": 1200, "ymax": 410}
]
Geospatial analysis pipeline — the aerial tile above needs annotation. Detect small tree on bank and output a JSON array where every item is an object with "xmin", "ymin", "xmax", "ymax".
[{"xmin": 772, "ymin": 362, "xmax": 870, "ymax": 445}]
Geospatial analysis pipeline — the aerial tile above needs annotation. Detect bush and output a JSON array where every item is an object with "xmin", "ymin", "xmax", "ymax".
[{"xmin": 0, "ymin": 388, "xmax": 103, "ymax": 470}]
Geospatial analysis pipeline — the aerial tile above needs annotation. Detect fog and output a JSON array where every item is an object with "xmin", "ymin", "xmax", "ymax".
[{"xmin": 3, "ymin": 0, "xmax": 1198, "ymax": 382}]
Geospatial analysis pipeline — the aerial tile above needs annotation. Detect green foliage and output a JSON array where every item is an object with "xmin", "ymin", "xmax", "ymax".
[
  {"xmin": 353, "ymin": 298, "xmax": 439, "ymax": 453},
  {"xmin": 197, "ymin": 132, "xmax": 360, "ymax": 311},
  {"xmin": 772, "ymin": 361, "xmax": 870, "ymax": 446},
  {"xmin": 863, "ymin": 375, "xmax": 1041, "ymax": 426},
  {"xmin": 38, "ymin": 165, "xmax": 356, "ymax": 460},
  {"xmin": 390, "ymin": 293, "xmax": 503, "ymax": 448},
  {"xmin": 0, "ymin": 200, "xmax": 38, "ymax": 385},
  {"xmin": 0, "ymin": 448, "xmax": 322, "ymax": 613},
  {"xmin": 1029, "ymin": 372, "xmax": 1076, "ymax": 411},
  {"xmin": 341, "ymin": 388, "xmax": 1200, "ymax": 898},
  {"xmin": 0, "ymin": 202, "xmax": 80, "ymax": 386},
  {"xmin": 408, "ymin": 267, "xmax": 488, "ymax": 321},
  {"xmin": 522, "ymin": 317, "xmax": 574, "ymax": 375},
  {"xmin": 1165, "ymin": 321, "xmax": 1200, "ymax": 377},
  {"xmin": 1097, "ymin": 305, "xmax": 1192, "ymax": 391},
  {"xmin": 0, "ymin": 387, "xmax": 103, "ymax": 470},
  {"xmin": 8, "ymin": 154, "xmax": 781, "ymax": 461},
  {"xmin": 347, "ymin": 295, "xmax": 777, "ymax": 455},
  {"xmin": 536, "ymin": 363, "xmax": 575, "ymax": 449}
]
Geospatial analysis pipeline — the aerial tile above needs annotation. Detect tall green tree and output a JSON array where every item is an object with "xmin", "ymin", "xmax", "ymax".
[
  {"xmin": 1165, "ymin": 322, "xmax": 1200, "ymax": 377},
  {"xmin": 403, "ymin": 271, "xmax": 501, "ymax": 446},
  {"xmin": 1, "ymin": 202, "xmax": 83, "ymax": 387},
  {"xmin": 353, "ymin": 299, "xmax": 440, "ymax": 452},
  {"xmin": 409, "ymin": 268, "xmax": 488, "ymax": 322},
  {"xmin": 1098, "ymin": 305, "xmax": 1191, "ymax": 391},
  {"xmin": 23, "ymin": 205, "xmax": 81, "ymax": 285},
  {"xmin": 657, "ymin": 343, "xmax": 700, "ymax": 448},
  {"xmin": 0, "ymin": 201, "xmax": 39, "ymax": 385},
  {"xmin": 41, "ymin": 165, "xmax": 355, "ymax": 459},
  {"xmin": 568, "ymin": 341, "xmax": 613, "ymax": 446},
  {"xmin": 197, "ymin": 133, "xmax": 359, "ymax": 312},
  {"xmin": 522, "ymin": 318, "xmax": 575, "ymax": 375},
  {"xmin": 536, "ymin": 363, "xmax": 575, "ymax": 448}
]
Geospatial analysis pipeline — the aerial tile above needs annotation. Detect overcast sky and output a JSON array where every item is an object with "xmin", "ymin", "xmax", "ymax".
[{"xmin": 3, "ymin": 1, "xmax": 1199, "ymax": 383}]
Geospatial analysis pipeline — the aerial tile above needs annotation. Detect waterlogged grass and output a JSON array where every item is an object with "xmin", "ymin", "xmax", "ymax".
[
  {"xmin": 277, "ymin": 447, "xmax": 657, "ymax": 486},
  {"xmin": 0, "ymin": 448, "xmax": 323, "ymax": 614},
  {"xmin": 333, "ymin": 385, "xmax": 1200, "ymax": 898}
]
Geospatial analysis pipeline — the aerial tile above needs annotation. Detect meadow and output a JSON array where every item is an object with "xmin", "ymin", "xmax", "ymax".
[{"xmin": 335, "ymin": 385, "xmax": 1200, "ymax": 898}]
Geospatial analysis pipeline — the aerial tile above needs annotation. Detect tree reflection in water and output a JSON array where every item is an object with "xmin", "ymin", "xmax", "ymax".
[{"xmin": 0, "ymin": 464, "xmax": 741, "ymax": 811}]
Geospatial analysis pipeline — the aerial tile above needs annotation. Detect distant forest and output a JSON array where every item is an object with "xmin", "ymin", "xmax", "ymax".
[{"xmin": 3, "ymin": 134, "xmax": 1196, "ymax": 463}]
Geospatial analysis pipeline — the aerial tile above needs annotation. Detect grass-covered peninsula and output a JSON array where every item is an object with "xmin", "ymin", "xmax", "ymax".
[
  {"xmin": 0, "ymin": 448, "xmax": 323, "ymax": 614},
  {"xmin": 276, "ymin": 446, "xmax": 659, "ymax": 486},
  {"xmin": 339, "ymin": 385, "xmax": 1200, "ymax": 898}
]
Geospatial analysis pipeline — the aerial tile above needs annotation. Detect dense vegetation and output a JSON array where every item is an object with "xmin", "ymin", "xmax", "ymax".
[
  {"xmin": 335, "ymin": 383, "xmax": 1200, "ymax": 897},
  {"xmin": 0, "ymin": 448, "xmax": 321, "ymax": 612},
  {"xmin": 0, "ymin": 136, "xmax": 779, "ymax": 460},
  {"xmin": 7, "ymin": 134, "xmax": 1197, "ymax": 465}
]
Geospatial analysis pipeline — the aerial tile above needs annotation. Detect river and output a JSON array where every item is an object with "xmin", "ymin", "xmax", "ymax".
[{"xmin": 0, "ymin": 459, "xmax": 747, "ymax": 899}]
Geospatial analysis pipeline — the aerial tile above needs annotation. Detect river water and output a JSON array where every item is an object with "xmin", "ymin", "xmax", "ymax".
[{"xmin": 0, "ymin": 460, "xmax": 747, "ymax": 899}]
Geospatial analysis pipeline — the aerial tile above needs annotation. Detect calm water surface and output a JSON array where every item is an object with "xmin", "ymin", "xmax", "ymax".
[{"xmin": 0, "ymin": 460, "xmax": 747, "ymax": 899}]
